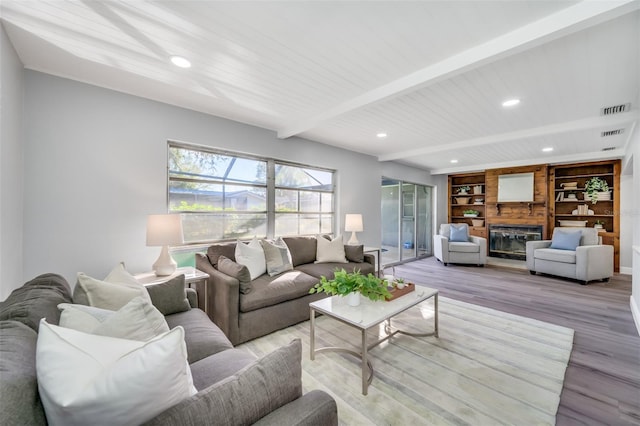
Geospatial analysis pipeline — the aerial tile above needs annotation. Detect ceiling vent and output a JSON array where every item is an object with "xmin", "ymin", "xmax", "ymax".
[
  {"xmin": 601, "ymin": 147, "xmax": 617, "ymax": 151},
  {"xmin": 600, "ymin": 103, "xmax": 630, "ymax": 115},
  {"xmin": 601, "ymin": 129, "xmax": 624, "ymax": 137}
]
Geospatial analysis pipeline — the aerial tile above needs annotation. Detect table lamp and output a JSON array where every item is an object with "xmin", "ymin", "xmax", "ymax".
[
  {"xmin": 345, "ymin": 214, "xmax": 363, "ymax": 245},
  {"xmin": 146, "ymin": 214, "xmax": 184, "ymax": 276}
]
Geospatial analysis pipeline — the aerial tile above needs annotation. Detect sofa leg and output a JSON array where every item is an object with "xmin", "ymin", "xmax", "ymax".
[
  {"xmin": 602, "ymin": 278, "xmax": 610, "ymax": 283},
  {"xmin": 580, "ymin": 281, "xmax": 588, "ymax": 285},
  {"xmin": 529, "ymin": 271, "xmax": 536, "ymax": 275},
  {"xmin": 443, "ymin": 262, "xmax": 448, "ymax": 266}
]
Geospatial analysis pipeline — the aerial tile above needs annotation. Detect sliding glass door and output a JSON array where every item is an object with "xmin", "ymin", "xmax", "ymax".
[{"xmin": 381, "ymin": 178, "xmax": 433, "ymax": 267}]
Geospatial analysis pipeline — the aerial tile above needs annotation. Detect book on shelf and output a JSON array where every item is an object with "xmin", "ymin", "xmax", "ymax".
[{"xmin": 555, "ymin": 191, "xmax": 564, "ymax": 201}]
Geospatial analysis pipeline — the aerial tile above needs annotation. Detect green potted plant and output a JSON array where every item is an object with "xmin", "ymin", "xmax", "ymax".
[
  {"xmin": 594, "ymin": 219, "xmax": 605, "ymax": 230},
  {"xmin": 309, "ymin": 268, "xmax": 392, "ymax": 306},
  {"xmin": 463, "ymin": 209, "xmax": 479, "ymax": 217},
  {"xmin": 584, "ymin": 177, "xmax": 610, "ymax": 204},
  {"xmin": 457, "ymin": 185, "xmax": 470, "ymax": 194}
]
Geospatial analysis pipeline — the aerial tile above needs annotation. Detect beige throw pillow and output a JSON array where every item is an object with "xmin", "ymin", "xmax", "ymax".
[
  {"xmin": 315, "ymin": 235, "xmax": 348, "ymax": 263},
  {"xmin": 74, "ymin": 263, "xmax": 151, "ymax": 310},
  {"xmin": 261, "ymin": 238, "xmax": 293, "ymax": 276},
  {"xmin": 58, "ymin": 297, "xmax": 170, "ymax": 341}
]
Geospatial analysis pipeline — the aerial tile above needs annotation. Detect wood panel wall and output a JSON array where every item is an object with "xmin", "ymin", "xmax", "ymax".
[{"xmin": 485, "ymin": 164, "xmax": 549, "ymax": 237}]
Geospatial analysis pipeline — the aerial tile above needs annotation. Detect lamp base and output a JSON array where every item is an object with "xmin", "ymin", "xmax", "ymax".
[
  {"xmin": 347, "ymin": 231, "xmax": 360, "ymax": 246},
  {"xmin": 152, "ymin": 245, "xmax": 177, "ymax": 276}
]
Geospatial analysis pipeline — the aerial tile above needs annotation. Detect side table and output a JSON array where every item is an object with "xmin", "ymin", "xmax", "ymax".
[{"xmin": 135, "ymin": 266, "xmax": 210, "ymax": 315}]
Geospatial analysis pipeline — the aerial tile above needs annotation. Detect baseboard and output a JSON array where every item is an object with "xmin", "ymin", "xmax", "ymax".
[
  {"xmin": 619, "ymin": 266, "xmax": 632, "ymax": 275},
  {"xmin": 631, "ymin": 296, "xmax": 640, "ymax": 337}
]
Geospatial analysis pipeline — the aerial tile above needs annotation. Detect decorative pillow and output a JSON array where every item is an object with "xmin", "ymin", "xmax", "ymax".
[
  {"xmin": 146, "ymin": 339, "xmax": 303, "ymax": 425},
  {"xmin": 58, "ymin": 297, "xmax": 169, "ymax": 341},
  {"xmin": 449, "ymin": 224, "xmax": 469, "ymax": 242},
  {"xmin": 36, "ymin": 320, "xmax": 197, "ymax": 426},
  {"xmin": 235, "ymin": 238, "xmax": 267, "ymax": 280},
  {"xmin": 344, "ymin": 244, "xmax": 365, "ymax": 263},
  {"xmin": 260, "ymin": 238, "xmax": 293, "ymax": 277},
  {"xmin": 73, "ymin": 263, "xmax": 151, "ymax": 310},
  {"xmin": 315, "ymin": 235, "xmax": 348, "ymax": 263},
  {"xmin": 550, "ymin": 229, "xmax": 582, "ymax": 251},
  {"xmin": 145, "ymin": 275, "xmax": 191, "ymax": 316},
  {"xmin": 218, "ymin": 255, "xmax": 253, "ymax": 294}
]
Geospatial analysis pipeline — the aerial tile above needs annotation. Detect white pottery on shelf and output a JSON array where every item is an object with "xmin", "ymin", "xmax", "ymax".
[
  {"xmin": 473, "ymin": 185, "xmax": 483, "ymax": 194},
  {"xmin": 463, "ymin": 214, "xmax": 478, "ymax": 217},
  {"xmin": 583, "ymin": 191, "xmax": 611, "ymax": 202},
  {"xmin": 347, "ymin": 292, "xmax": 361, "ymax": 307}
]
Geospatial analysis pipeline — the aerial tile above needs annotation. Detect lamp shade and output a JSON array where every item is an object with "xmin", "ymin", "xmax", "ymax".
[
  {"xmin": 146, "ymin": 214, "xmax": 184, "ymax": 246},
  {"xmin": 345, "ymin": 214, "xmax": 363, "ymax": 232}
]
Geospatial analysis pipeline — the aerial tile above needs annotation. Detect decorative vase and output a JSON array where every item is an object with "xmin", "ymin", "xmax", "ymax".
[{"xmin": 347, "ymin": 292, "xmax": 361, "ymax": 307}]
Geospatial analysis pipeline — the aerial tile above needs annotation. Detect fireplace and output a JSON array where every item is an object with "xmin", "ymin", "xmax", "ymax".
[{"xmin": 489, "ymin": 224, "xmax": 543, "ymax": 260}]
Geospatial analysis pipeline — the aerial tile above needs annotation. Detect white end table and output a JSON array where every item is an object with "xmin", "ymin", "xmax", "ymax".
[{"xmin": 135, "ymin": 266, "xmax": 210, "ymax": 314}]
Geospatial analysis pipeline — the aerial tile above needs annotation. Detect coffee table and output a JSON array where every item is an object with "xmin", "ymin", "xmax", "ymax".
[{"xmin": 309, "ymin": 286, "xmax": 438, "ymax": 395}]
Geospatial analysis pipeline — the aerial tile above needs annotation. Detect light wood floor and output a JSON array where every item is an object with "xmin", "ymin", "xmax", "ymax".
[{"xmin": 392, "ymin": 257, "xmax": 639, "ymax": 425}]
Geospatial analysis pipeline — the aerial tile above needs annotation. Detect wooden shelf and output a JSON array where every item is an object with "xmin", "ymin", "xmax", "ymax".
[
  {"xmin": 448, "ymin": 172, "xmax": 486, "ymax": 238},
  {"xmin": 549, "ymin": 159, "xmax": 620, "ymax": 272}
]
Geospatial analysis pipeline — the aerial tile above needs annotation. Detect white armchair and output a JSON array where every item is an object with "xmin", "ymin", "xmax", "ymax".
[
  {"xmin": 434, "ymin": 223, "xmax": 487, "ymax": 266},
  {"xmin": 526, "ymin": 227, "xmax": 613, "ymax": 285}
]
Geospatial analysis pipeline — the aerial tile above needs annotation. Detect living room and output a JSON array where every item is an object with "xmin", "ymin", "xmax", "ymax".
[{"xmin": 1, "ymin": 1, "xmax": 639, "ymax": 425}]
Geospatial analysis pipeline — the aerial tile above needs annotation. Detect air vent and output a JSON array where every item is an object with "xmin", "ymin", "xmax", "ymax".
[
  {"xmin": 601, "ymin": 129, "xmax": 624, "ymax": 137},
  {"xmin": 601, "ymin": 103, "xmax": 630, "ymax": 115},
  {"xmin": 602, "ymin": 147, "xmax": 617, "ymax": 151}
]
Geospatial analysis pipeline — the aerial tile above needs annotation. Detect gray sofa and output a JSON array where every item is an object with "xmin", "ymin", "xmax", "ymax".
[
  {"xmin": 196, "ymin": 236, "xmax": 375, "ymax": 345},
  {"xmin": 526, "ymin": 227, "xmax": 613, "ymax": 285},
  {"xmin": 0, "ymin": 273, "xmax": 338, "ymax": 425}
]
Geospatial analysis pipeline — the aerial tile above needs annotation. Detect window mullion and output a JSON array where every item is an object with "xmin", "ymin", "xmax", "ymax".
[{"xmin": 267, "ymin": 160, "xmax": 275, "ymax": 239}]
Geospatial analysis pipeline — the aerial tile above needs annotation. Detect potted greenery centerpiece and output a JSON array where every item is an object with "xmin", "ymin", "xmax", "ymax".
[
  {"xmin": 463, "ymin": 209, "xmax": 479, "ymax": 217},
  {"xmin": 584, "ymin": 177, "xmax": 610, "ymax": 204},
  {"xmin": 309, "ymin": 268, "xmax": 392, "ymax": 306}
]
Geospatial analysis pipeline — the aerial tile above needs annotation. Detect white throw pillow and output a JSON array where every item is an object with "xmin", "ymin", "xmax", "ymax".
[
  {"xmin": 75, "ymin": 263, "xmax": 151, "ymax": 310},
  {"xmin": 261, "ymin": 237, "xmax": 294, "ymax": 276},
  {"xmin": 235, "ymin": 238, "xmax": 267, "ymax": 280},
  {"xmin": 36, "ymin": 320, "xmax": 197, "ymax": 426},
  {"xmin": 315, "ymin": 235, "xmax": 348, "ymax": 263},
  {"xmin": 58, "ymin": 296, "xmax": 169, "ymax": 341}
]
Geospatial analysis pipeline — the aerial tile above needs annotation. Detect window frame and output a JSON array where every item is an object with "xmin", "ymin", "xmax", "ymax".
[{"xmin": 167, "ymin": 141, "xmax": 336, "ymax": 243}]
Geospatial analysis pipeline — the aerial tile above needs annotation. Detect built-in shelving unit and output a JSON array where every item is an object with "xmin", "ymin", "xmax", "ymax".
[
  {"xmin": 548, "ymin": 160, "xmax": 620, "ymax": 271},
  {"xmin": 448, "ymin": 172, "xmax": 486, "ymax": 238}
]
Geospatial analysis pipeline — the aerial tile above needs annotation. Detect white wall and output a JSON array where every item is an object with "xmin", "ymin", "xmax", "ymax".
[
  {"xmin": 0, "ymin": 24, "xmax": 25, "ymax": 300},
  {"xmin": 17, "ymin": 71, "xmax": 433, "ymax": 288},
  {"xmin": 619, "ymin": 174, "xmax": 633, "ymax": 274},
  {"xmin": 625, "ymin": 125, "xmax": 640, "ymax": 335}
]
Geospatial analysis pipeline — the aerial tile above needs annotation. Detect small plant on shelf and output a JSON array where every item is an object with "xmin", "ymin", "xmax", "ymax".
[
  {"xmin": 457, "ymin": 186, "xmax": 470, "ymax": 194},
  {"xmin": 594, "ymin": 219, "xmax": 605, "ymax": 229},
  {"xmin": 463, "ymin": 209, "xmax": 479, "ymax": 217},
  {"xmin": 584, "ymin": 177, "xmax": 609, "ymax": 204}
]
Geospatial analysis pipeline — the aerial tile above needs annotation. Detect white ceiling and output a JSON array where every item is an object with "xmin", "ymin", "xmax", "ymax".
[{"xmin": 2, "ymin": 1, "xmax": 639, "ymax": 174}]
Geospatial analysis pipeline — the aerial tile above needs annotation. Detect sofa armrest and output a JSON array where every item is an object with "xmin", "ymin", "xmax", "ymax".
[
  {"xmin": 252, "ymin": 390, "xmax": 338, "ymax": 426},
  {"xmin": 185, "ymin": 288, "xmax": 198, "ymax": 308},
  {"xmin": 433, "ymin": 235, "xmax": 449, "ymax": 263},
  {"xmin": 196, "ymin": 253, "xmax": 241, "ymax": 345},
  {"xmin": 469, "ymin": 236, "xmax": 487, "ymax": 263},
  {"xmin": 526, "ymin": 240, "xmax": 552, "ymax": 271},
  {"xmin": 145, "ymin": 339, "xmax": 304, "ymax": 426},
  {"xmin": 363, "ymin": 253, "xmax": 375, "ymax": 268},
  {"xmin": 576, "ymin": 244, "xmax": 614, "ymax": 282}
]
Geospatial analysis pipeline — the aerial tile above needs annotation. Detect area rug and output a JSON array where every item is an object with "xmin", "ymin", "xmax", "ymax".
[{"xmin": 239, "ymin": 296, "xmax": 574, "ymax": 425}]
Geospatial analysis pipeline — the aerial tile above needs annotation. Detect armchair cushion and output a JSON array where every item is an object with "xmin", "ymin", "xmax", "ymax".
[
  {"xmin": 549, "ymin": 229, "xmax": 582, "ymax": 251},
  {"xmin": 534, "ymin": 248, "xmax": 576, "ymax": 264},
  {"xmin": 449, "ymin": 241, "xmax": 480, "ymax": 253},
  {"xmin": 449, "ymin": 224, "xmax": 469, "ymax": 242}
]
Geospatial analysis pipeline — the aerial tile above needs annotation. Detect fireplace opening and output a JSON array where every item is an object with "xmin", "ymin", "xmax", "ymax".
[{"xmin": 489, "ymin": 224, "xmax": 543, "ymax": 260}]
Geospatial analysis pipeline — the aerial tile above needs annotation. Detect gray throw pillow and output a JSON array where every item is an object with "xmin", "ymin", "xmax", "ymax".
[
  {"xmin": 144, "ymin": 339, "xmax": 303, "ymax": 426},
  {"xmin": 218, "ymin": 255, "xmax": 253, "ymax": 294},
  {"xmin": 145, "ymin": 275, "xmax": 191, "ymax": 316},
  {"xmin": 345, "ymin": 245, "xmax": 364, "ymax": 262},
  {"xmin": 261, "ymin": 238, "xmax": 294, "ymax": 276}
]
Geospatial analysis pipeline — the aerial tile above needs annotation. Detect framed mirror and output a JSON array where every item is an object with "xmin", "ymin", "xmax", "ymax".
[{"xmin": 497, "ymin": 172, "xmax": 534, "ymax": 202}]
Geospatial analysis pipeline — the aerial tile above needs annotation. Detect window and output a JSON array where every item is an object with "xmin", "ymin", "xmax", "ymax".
[{"xmin": 168, "ymin": 142, "xmax": 334, "ymax": 243}]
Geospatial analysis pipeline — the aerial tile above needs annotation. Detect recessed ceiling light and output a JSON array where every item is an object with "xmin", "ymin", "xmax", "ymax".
[
  {"xmin": 502, "ymin": 98, "xmax": 520, "ymax": 107},
  {"xmin": 376, "ymin": 132, "xmax": 388, "ymax": 138},
  {"xmin": 542, "ymin": 147, "xmax": 554, "ymax": 152},
  {"xmin": 450, "ymin": 159, "xmax": 458, "ymax": 164},
  {"xmin": 170, "ymin": 55, "xmax": 191, "ymax": 68}
]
